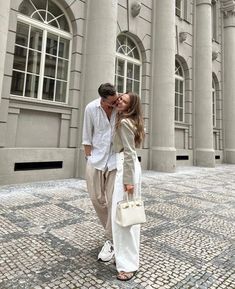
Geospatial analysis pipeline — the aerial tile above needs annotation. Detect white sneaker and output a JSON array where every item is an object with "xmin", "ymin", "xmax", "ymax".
[{"xmin": 98, "ymin": 240, "xmax": 114, "ymax": 262}]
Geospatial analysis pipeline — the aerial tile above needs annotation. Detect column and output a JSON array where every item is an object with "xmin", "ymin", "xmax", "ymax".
[
  {"xmin": 83, "ymin": 0, "xmax": 118, "ymax": 104},
  {"xmin": 194, "ymin": 0, "xmax": 215, "ymax": 167},
  {"xmin": 0, "ymin": 1, "xmax": 10, "ymax": 102},
  {"xmin": 76, "ymin": 0, "xmax": 118, "ymax": 178},
  {"xmin": 151, "ymin": 0, "xmax": 176, "ymax": 172},
  {"xmin": 222, "ymin": 1, "xmax": 235, "ymax": 163}
]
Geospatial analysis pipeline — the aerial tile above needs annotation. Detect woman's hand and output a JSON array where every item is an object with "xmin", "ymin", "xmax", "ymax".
[{"xmin": 124, "ymin": 184, "xmax": 134, "ymax": 194}]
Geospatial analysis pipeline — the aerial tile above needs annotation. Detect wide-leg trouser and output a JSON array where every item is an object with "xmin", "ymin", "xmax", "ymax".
[
  {"xmin": 86, "ymin": 162, "xmax": 116, "ymax": 239},
  {"xmin": 112, "ymin": 152, "xmax": 141, "ymax": 272}
]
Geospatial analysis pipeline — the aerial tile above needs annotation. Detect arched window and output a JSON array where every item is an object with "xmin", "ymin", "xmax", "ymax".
[
  {"xmin": 10, "ymin": 0, "xmax": 72, "ymax": 103},
  {"xmin": 175, "ymin": 59, "xmax": 184, "ymax": 122},
  {"xmin": 115, "ymin": 35, "xmax": 141, "ymax": 94},
  {"xmin": 212, "ymin": 78, "xmax": 216, "ymax": 127}
]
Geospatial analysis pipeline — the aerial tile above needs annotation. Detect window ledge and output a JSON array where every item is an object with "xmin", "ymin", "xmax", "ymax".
[
  {"xmin": 212, "ymin": 39, "xmax": 220, "ymax": 45},
  {"xmin": 9, "ymin": 95, "xmax": 72, "ymax": 114},
  {"xmin": 175, "ymin": 122, "xmax": 189, "ymax": 129}
]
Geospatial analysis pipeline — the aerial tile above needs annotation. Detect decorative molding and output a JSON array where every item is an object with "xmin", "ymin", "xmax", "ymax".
[
  {"xmin": 131, "ymin": 1, "xmax": 141, "ymax": 17},
  {"xmin": 179, "ymin": 32, "xmax": 187, "ymax": 43},
  {"xmin": 212, "ymin": 50, "xmax": 218, "ymax": 60},
  {"xmin": 196, "ymin": 0, "xmax": 212, "ymax": 6},
  {"xmin": 221, "ymin": 0, "xmax": 235, "ymax": 16}
]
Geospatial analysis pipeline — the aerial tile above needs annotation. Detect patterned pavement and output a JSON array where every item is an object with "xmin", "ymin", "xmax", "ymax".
[{"xmin": 0, "ymin": 165, "xmax": 234, "ymax": 289}]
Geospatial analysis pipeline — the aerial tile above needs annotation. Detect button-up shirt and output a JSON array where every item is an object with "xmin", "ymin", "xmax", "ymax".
[{"xmin": 82, "ymin": 98, "xmax": 116, "ymax": 171}]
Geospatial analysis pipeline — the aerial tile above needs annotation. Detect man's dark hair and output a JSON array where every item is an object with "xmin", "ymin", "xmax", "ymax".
[{"xmin": 98, "ymin": 83, "xmax": 116, "ymax": 99}]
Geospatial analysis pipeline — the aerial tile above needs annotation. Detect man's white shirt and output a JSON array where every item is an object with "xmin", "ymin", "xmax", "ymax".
[{"xmin": 82, "ymin": 98, "xmax": 116, "ymax": 171}]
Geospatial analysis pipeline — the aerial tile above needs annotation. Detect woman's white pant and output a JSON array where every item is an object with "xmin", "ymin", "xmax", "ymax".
[{"xmin": 112, "ymin": 152, "xmax": 141, "ymax": 272}]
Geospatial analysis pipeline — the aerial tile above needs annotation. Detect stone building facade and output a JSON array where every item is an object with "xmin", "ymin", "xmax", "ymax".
[{"xmin": 0, "ymin": 0, "xmax": 234, "ymax": 185}]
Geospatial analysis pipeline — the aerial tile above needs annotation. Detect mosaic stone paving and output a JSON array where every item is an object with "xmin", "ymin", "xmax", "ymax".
[{"xmin": 0, "ymin": 164, "xmax": 234, "ymax": 289}]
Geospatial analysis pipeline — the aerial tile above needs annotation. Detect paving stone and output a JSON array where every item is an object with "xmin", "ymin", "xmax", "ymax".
[
  {"xmin": 0, "ymin": 215, "xmax": 24, "ymax": 237},
  {"xmin": 0, "ymin": 165, "xmax": 234, "ymax": 288}
]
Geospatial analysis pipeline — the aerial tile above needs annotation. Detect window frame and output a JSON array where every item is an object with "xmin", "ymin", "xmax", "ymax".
[
  {"xmin": 175, "ymin": 0, "xmax": 182, "ymax": 18},
  {"xmin": 211, "ymin": 0, "xmax": 219, "ymax": 42},
  {"xmin": 115, "ymin": 35, "xmax": 142, "ymax": 95},
  {"xmin": 11, "ymin": 11, "xmax": 72, "ymax": 104},
  {"xmin": 176, "ymin": 0, "xmax": 190, "ymax": 22},
  {"xmin": 212, "ymin": 78, "xmax": 216, "ymax": 128},
  {"xmin": 175, "ymin": 60, "xmax": 185, "ymax": 123}
]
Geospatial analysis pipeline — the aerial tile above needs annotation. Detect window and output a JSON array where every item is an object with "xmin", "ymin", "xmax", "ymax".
[
  {"xmin": 211, "ymin": 0, "xmax": 218, "ymax": 41},
  {"xmin": 212, "ymin": 79, "xmax": 216, "ymax": 127},
  {"xmin": 10, "ymin": 0, "xmax": 72, "ymax": 103},
  {"xmin": 176, "ymin": 0, "xmax": 189, "ymax": 21},
  {"xmin": 175, "ymin": 0, "xmax": 182, "ymax": 17},
  {"xmin": 115, "ymin": 35, "xmax": 141, "ymax": 94},
  {"xmin": 175, "ymin": 60, "xmax": 184, "ymax": 122},
  {"xmin": 183, "ymin": 0, "xmax": 189, "ymax": 20}
]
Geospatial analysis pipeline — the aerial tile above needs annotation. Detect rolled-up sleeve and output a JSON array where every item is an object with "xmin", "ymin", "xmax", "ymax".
[
  {"xmin": 119, "ymin": 119, "xmax": 136, "ymax": 185},
  {"xmin": 82, "ymin": 106, "xmax": 93, "ymax": 145}
]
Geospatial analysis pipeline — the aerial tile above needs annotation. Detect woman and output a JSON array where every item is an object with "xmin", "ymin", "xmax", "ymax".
[{"xmin": 112, "ymin": 92, "xmax": 145, "ymax": 281}]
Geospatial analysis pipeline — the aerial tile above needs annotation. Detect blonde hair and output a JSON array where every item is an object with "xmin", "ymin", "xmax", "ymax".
[{"xmin": 116, "ymin": 92, "xmax": 145, "ymax": 147}]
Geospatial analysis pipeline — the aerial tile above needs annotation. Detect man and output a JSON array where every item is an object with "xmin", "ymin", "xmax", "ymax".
[{"xmin": 82, "ymin": 83, "xmax": 119, "ymax": 262}]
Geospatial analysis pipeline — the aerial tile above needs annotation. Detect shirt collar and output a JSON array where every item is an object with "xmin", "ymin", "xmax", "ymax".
[{"xmin": 95, "ymin": 97, "xmax": 102, "ymax": 108}]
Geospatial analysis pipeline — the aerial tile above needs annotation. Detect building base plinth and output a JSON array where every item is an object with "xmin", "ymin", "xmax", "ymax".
[
  {"xmin": 151, "ymin": 147, "xmax": 176, "ymax": 172},
  {"xmin": 195, "ymin": 149, "xmax": 215, "ymax": 167},
  {"xmin": 225, "ymin": 149, "xmax": 235, "ymax": 164}
]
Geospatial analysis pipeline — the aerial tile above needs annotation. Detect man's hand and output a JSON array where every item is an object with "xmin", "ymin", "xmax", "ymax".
[{"xmin": 84, "ymin": 145, "xmax": 92, "ymax": 158}]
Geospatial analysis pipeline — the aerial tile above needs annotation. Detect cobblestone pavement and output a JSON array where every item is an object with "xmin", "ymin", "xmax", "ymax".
[{"xmin": 0, "ymin": 165, "xmax": 234, "ymax": 289}]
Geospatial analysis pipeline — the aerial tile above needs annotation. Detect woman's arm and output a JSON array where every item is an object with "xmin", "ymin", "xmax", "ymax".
[{"xmin": 119, "ymin": 119, "xmax": 136, "ymax": 194}]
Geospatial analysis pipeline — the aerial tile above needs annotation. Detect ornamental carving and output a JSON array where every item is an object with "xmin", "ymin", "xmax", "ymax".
[
  {"xmin": 179, "ymin": 32, "xmax": 187, "ymax": 43},
  {"xmin": 212, "ymin": 50, "xmax": 218, "ymax": 60},
  {"xmin": 131, "ymin": 1, "xmax": 141, "ymax": 17},
  {"xmin": 221, "ymin": 0, "xmax": 235, "ymax": 15}
]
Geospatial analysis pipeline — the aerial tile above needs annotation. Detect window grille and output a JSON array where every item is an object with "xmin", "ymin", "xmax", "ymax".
[
  {"xmin": 175, "ymin": 60, "xmax": 184, "ymax": 122},
  {"xmin": 115, "ymin": 35, "xmax": 141, "ymax": 94},
  {"xmin": 10, "ymin": 0, "xmax": 72, "ymax": 103}
]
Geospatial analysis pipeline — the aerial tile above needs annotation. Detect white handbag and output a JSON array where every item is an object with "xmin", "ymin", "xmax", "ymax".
[{"xmin": 115, "ymin": 193, "xmax": 146, "ymax": 227}]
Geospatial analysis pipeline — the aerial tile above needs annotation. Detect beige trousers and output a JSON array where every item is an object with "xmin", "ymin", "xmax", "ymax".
[{"xmin": 86, "ymin": 162, "xmax": 116, "ymax": 239}]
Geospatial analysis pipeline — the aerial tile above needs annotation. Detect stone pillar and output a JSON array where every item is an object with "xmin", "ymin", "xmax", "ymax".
[
  {"xmin": 194, "ymin": 0, "xmax": 215, "ymax": 167},
  {"xmin": 151, "ymin": 0, "xmax": 176, "ymax": 172},
  {"xmin": 76, "ymin": 0, "xmax": 118, "ymax": 178},
  {"xmin": 83, "ymin": 0, "xmax": 118, "ymax": 104},
  {"xmin": 222, "ymin": 1, "xmax": 235, "ymax": 163},
  {"xmin": 0, "ymin": 1, "xmax": 10, "ymax": 102}
]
